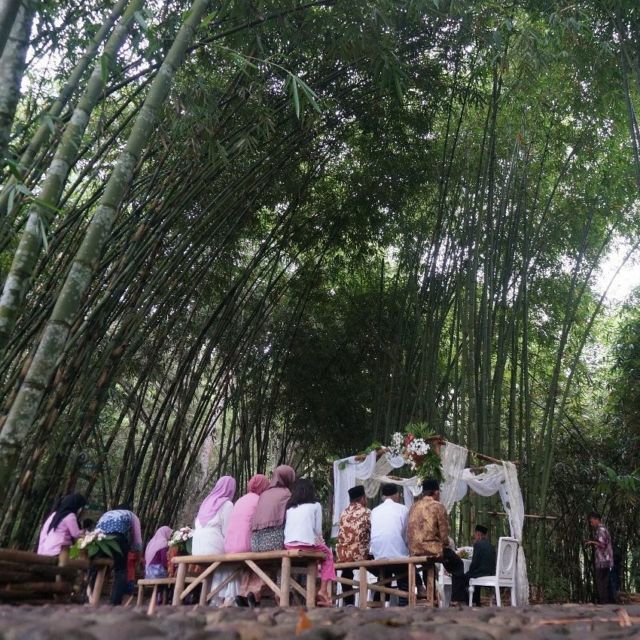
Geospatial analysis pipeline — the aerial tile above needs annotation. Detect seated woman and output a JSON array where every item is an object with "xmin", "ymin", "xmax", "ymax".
[
  {"xmin": 192, "ymin": 475, "xmax": 236, "ymax": 554},
  {"xmin": 37, "ymin": 493, "xmax": 86, "ymax": 556},
  {"xmin": 284, "ymin": 478, "xmax": 336, "ymax": 607},
  {"xmin": 250, "ymin": 465, "xmax": 296, "ymax": 552},
  {"xmin": 240, "ymin": 465, "xmax": 295, "ymax": 606},
  {"xmin": 192, "ymin": 475, "xmax": 236, "ymax": 606},
  {"xmin": 225, "ymin": 474, "xmax": 270, "ymax": 554},
  {"xmin": 144, "ymin": 526, "xmax": 172, "ymax": 579},
  {"xmin": 224, "ymin": 474, "xmax": 269, "ymax": 607}
]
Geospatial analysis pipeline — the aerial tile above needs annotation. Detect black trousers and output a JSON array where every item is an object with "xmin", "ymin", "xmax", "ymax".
[
  {"xmin": 595, "ymin": 567, "xmax": 613, "ymax": 604},
  {"xmin": 110, "ymin": 533, "xmax": 130, "ymax": 605}
]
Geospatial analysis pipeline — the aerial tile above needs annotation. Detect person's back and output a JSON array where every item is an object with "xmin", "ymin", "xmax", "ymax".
[
  {"xmin": 407, "ymin": 494, "xmax": 448, "ymax": 557},
  {"xmin": 468, "ymin": 536, "xmax": 496, "ymax": 578},
  {"xmin": 337, "ymin": 494, "xmax": 370, "ymax": 562},
  {"xmin": 370, "ymin": 493, "xmax": 408, "ymax": 559},
  {"xmin": 37, "ymin": 493, "xmax": 86, "ymax": 556},
  {"xmin": 96, "ymin": 505, "xmax": 142, "ymax": 605},
  {"xmin": 284, "ymin": 502, "xmax": 322, "ymax": 546}
]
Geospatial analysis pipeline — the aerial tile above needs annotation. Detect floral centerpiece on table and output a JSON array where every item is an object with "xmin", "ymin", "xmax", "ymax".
[
  {"xmin": 69, "ymin": 528, "xmax": 121, "ymax": 559},
  {"xmin": 168, "ymin": 526, "xmax": 193, "ymax": 554},
  {"xmin": 387, "ymin": 422, "xmax": 443, "ymax": 481}
]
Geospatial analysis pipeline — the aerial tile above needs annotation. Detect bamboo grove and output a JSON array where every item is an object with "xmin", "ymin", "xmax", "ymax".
[{"xmin": 0, "ymin": 0, "xmax": 640, "ymax": 600}]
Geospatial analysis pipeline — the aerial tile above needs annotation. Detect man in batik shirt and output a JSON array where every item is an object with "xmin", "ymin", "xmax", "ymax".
[
  {"xmin": 408, "ymin": 478, "xmax": 465, "ymax": 602},
  {"xmin": 586, "ymin": 511, "xmax": 614, "ymax": 604},
  {"xmin": 337, "ymin": 485, "xmax": 371, "ymax": 605}
]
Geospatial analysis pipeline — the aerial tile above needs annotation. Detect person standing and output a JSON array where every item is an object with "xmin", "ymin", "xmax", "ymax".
[
  {"xmin": 96, "ymin": 504, "xmax": 143, "ymax": 605},
  {"xmin": 407, "ymin": 478, "xmax": 464, "ymax": 603},
  {"xmin": 370, "ymin": 484, "xmax": 410, "ymax": 606},
  {"xmin": 586, "ymin": 511, "xmax": 614, "ymax": 604},
  {"xmin": 337, "ymin": 485, "xmax": 371, "ymax": 606}
]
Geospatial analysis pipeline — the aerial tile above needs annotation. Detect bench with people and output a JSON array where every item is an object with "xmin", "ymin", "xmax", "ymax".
[{"xmin": 333, "ymin": 478, "xmax": 499, "ymax": 608}]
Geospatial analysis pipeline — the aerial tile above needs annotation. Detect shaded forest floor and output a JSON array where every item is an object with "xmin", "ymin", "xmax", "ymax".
[{"xmin": 1, "ymin": 604, "xmax": 640, "ymax": 639}]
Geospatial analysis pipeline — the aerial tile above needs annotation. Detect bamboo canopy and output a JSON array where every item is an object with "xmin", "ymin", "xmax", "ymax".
[{"xmin": 0, "ymin": 0, "xmax": 638, "ymax": 604}]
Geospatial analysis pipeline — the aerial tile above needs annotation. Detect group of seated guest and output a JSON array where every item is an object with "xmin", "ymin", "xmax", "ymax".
[
  {"xmin": 181, "ymin": 465, "xmax": 335, "ymax": 607},
  {"xmin": 36, "ymin": 473, "xmax": 495, "ymax": 609},
  {"xmin": 337, "ymin": 478, "xmax": 496, "ymax": 606}
]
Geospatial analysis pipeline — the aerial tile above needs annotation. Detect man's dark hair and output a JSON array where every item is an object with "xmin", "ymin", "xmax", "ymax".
[
  {"xmin": 381, "ymin": 483, "xmax": 399, "ymax": 497},
  {"xmin": 82, "ymin": 518, "xmax": 95, "ymax": 530},
  {"xmin": 588, "ymin": 511, "xmax": 601, "ymax": 520},
  {"xmin": 286, "ymin": 478, "xmax": 316, "ymax": 509}
]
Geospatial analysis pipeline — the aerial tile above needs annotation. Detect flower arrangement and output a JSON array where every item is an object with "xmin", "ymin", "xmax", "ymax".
[
  {"xmin": 387, "ymin": 422, "xmax": 443, "ymax": 481},
  {"xmin": 168, "ymin": 526, "xmax": 193, "ymax": 554},
  {"xmin": 69, "ymin": 528, "xmax": 121, "ymax": 559},
  {"xmin": 457, "ymin": 548, "xmax": 471, "ymax": 559}
]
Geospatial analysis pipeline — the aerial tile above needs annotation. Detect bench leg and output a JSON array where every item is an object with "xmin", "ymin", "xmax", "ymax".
[
  {"xmin": 148, "ymin": 585, "xmax": 158, "ymax": 615},
  {"xmin": 91, "ymin": 566, "xmax": 107, "ymax": 607},
  {"xmin": 306, "ymin": 561, "xmax": 317, "ymax": 608},
  {"xmin": 137, "ymin": 584, "xmax": 144, "ymax": 607},
  {"xmin": 172, "ymin": 563, "xmax": 187, "ymax": 606},
  {"xmin": 408, "ymin": 562, "xmax": 416, "ymax": 607},
  {"xmin": 280, "ymin": 557, "xmax": 291, "ymax": 607},
  {"xmin": 358, "ymin": 567, "xmax": 367, "ymax": 609},
  {"xmin": 199, "ymin": 575, "xmax": 208, "ymax": 606}
]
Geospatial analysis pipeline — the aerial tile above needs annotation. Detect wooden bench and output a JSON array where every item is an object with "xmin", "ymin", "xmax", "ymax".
[
  {"xmin": 171, "ymin": 550, "xmax": 325, "ymax": 608},
  {"xmin": 137, "ymin": 576, "xmax": 199, "ymax": 614},
  {"xmin": 333, "ymin": 556, "xmax": 439, "ymax": 608},
  {"xmin": 0, "ymin": 548, "xmax": 112, "ymax": 605}
]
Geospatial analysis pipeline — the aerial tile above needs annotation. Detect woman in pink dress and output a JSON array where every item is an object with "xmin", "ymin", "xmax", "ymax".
[{"xmin": 37, "ymin": 493, "xmax": 86, "ymax": 556}]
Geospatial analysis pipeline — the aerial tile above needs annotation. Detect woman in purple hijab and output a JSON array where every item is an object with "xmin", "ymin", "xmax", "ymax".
[{"xmin": 192, "ymin": 475, "xmax": 236, "ymax": 555}]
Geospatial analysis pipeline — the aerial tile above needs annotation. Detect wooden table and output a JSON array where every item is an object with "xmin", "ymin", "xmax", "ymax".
[{"xmin": 171, "ymin": 549, "xmax": 326, "ymax": 608}]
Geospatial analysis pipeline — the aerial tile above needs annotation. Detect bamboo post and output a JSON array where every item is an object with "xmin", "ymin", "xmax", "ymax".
[
  {"xmin": 306, "ymin": 559, "xmax": 317, "ymax": 608},
  {"xmin": 90, "ymin": 566, "xmax": 107, "ymax": 606},
  {"xmin": 148, "ymin": 585, "xmax": 158, "ymax": 615},
  {"xmin": 358, "ymin": 566, "xmax": 368, "ymax": 609},
  {"xmin": 172, "ymin": 562, "xmax": 186, "ymax": 606},
  {"xmin": 280, "ymin": 556, "xmax": 291, "ymax": 607},
  {"xmin": 408, "ymin": 560, "xmax": 416, "ymax": 607}
]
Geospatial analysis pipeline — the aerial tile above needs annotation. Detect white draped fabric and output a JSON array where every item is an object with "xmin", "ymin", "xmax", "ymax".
[
  {"xmin": 332, "ymin": 442, "xmax": 530, "ymax": 604},
  {"xmin": 439, "ymin": 442, "xmax": 469, "ymax": 512},
  {"xmin": 331, "ymin": 450, "xmax": 377, "ymax": 537}
]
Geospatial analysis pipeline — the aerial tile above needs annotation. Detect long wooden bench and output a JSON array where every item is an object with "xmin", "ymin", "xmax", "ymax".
[
  {"xmin": 333, "ymin": 556, "xmax": 439, "ymax": 608},
  {"xmin": 0, "ymin": 548, "xmax": 112, "ymax": 605},
  {"xmin": 171, "ymin": 550, "xmax": 325, "ymax": 608}
]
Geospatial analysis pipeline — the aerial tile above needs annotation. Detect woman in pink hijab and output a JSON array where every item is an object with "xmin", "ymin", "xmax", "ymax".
[
  {"xmin": 144, "ymin": 525, "xmax": 172, "ymax": 579},
  {"xmin": 224, "ymin": 474, "xmax": 270, "ymax": 554},
  {"xmin": 192, "ymin": 475, "xmax": 236, "ymax": 555}
]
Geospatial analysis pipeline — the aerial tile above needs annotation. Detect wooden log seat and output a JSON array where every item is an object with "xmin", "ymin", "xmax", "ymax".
[
  {"xmin": 333, "ymin": 556, "xmax": 439, "ymax": 608},
  {"xmin": 171, "ymin": 549, "xmax": 325, "ymax": 608},
  {"xmin": 0, "ymin": 548, "xmax": 112, "ymax": 605}
]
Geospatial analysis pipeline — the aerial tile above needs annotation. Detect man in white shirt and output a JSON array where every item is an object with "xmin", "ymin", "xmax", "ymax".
[{"xmin": 370, "ymin": 484, "xmax": 410, "ymax": 605}]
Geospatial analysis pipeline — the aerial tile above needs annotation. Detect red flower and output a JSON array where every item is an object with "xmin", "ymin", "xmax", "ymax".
[{"xmin": 404, "ymin": 433, "xmax": 415, "ymax": 446}]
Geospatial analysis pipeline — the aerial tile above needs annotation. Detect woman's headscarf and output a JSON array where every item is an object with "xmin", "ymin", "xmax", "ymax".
[
  {"xmin": 145, "ymin": 526, "xmax": 172, "ymax": 566},
  {"xmin": 48, "ymin": 493, "xmax": 86, "ymax": 533},
  {"xmin": 247, "ymin": 474, "xmax": 270, "ymax": 495},
  {"xmin": 251, "ymin": 465, "xmax": 296, "ymax": 531},
  {"xmin": 196, "ymin": 475, "xmax": 236, "ymax": 525}
]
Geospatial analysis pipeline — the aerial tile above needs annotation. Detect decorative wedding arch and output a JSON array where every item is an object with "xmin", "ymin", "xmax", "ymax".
[{"xmin": 331, "ymin": 440, "xmax": 529, "ymax": 605}]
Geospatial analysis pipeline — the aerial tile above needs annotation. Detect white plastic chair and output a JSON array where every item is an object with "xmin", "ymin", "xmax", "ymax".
[
  {"xmin": 436, "ymin": 562, "xmax": 451, "ymax": 608},
  {"xmin": 468, "ymin": 537, "xmax": 518, "ymax": 607}
]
